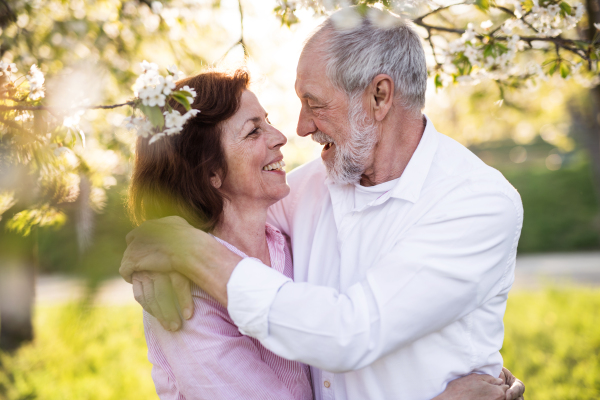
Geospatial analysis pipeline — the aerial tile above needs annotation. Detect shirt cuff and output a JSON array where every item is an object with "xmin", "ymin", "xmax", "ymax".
[{"xmin": 227, "ymin": 257, "xmax": 292, "ymax": 340}]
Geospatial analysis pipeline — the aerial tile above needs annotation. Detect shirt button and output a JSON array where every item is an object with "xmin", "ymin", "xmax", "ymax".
[{"xmin": 324, "ymin": 381, "xmax": 331, "ymax": 388}]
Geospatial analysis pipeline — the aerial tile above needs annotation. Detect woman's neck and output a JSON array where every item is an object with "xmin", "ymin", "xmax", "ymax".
[{"xmin": 211, "ymin": 200, "xmax": 271, "ymax": 267}]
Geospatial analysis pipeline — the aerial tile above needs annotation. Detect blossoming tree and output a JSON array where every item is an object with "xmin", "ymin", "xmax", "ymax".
[{"xmin": 0, "ymin": 0, "xmax": 598, "ymax": 348}]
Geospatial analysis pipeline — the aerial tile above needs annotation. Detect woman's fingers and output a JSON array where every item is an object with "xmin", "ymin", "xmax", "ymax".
[
  {"xmin": 170, "ymin": 272, "xmax": 194, "ymax": 320},
  {"xmin": 154, "ymin": 273, "xmax": 182, "ymax": 331},
  {"xmin": 501, "ymin": 367, "xmax": 525, "ymax": 400}
]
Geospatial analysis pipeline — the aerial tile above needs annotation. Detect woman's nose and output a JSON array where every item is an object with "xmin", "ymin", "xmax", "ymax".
[{"xmin": 268, "ymin": 126, "xmax": 287, "ymax": 149}]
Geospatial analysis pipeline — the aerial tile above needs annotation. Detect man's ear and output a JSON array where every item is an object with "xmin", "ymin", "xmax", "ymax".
[
  {"xmin": 210, "ymin": 173, "xmax": 222, "ymax": 189},
  {"xmin": 369, "ymin": 74, "xmax": 394, "ymax": 122}
]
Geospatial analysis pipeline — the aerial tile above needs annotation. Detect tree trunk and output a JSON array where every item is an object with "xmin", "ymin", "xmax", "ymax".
[
  {"xmin": 0, "ymin": 231, "xmax": 35, "ymax": 351},
  {"xmin": 584, "ymin": 0, "xmax": 600, "ymax": 200}
]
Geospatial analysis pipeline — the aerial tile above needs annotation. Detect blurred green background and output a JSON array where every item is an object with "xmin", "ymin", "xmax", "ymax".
[
  {"xmin": 1, "ymin": 0, "xmax": 599, "ymax": 399},
  {"xmin": 2, "ymin": 288, "xmax": 600, "ymax": 400}
]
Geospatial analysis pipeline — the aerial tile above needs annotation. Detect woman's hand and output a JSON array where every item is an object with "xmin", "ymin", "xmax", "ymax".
[
  {"xmin": 433, "ymin": 369, "xmax": 524, "ymax": 400},
  {"xmin": 132, "ymin": 271, "xmax": 193, "ymax": 331},
  {"xmin": 433, "ymin": 374, "xmax": 508, "ymax": 400},
  {"xmin": 500, "ymin": 367, "xmax": 525, "ymax": 400}
]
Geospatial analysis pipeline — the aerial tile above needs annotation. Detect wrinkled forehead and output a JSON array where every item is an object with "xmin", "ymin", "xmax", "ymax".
[
  {"xmin": 222, "ymin": 90, "xmax": 265, "ymax": 137},
  {"xmin": 295, "ymin": 49, "xmax": 335, "ymax": 100}
]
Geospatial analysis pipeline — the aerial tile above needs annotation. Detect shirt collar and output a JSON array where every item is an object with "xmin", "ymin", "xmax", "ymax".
[
  {"xmin": 325, "ymin": 114, "xmax": 439, "ymax": 205},
  {"xmin": 387, "ymin": 114, "xmax": 439, "ymax": 203}
]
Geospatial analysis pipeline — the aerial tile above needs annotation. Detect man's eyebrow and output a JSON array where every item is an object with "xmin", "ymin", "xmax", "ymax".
[{"xmin": 302, "ymin": 93, "xmax": 322, "ymax": 103}]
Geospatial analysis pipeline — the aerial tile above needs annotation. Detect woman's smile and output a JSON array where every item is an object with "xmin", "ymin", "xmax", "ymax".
[{"xmin": 262, "ymin": 159, "xmax": 286, "ymax": 172}]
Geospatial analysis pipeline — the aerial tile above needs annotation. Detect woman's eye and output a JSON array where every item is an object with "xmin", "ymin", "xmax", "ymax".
[{"xmin": 248, "ymin": 128, "xmax": 259, "ymax": 137}]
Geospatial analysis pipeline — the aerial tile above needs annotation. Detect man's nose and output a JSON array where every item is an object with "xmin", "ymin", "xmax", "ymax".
[{"xmin": 296, "ymin": 106, "xmax": 317, "ymax": 137}]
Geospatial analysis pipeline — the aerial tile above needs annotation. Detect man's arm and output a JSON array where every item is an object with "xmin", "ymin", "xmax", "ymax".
[
  {"xmin": 227, "ymin": 188, "xmax": 520, "ymax": 371},
  {"xmin": 121, "ymin": 186, "xmax": 521, "ymax": 372}
]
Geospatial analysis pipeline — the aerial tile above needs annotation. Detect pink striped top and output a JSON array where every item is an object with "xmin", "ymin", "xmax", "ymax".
[{"xmin": 143, "ymin": 223, "xmax": 313, "ymax": 400}]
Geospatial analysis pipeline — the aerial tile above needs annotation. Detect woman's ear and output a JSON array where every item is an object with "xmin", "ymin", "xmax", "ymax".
[{"xmin": 210, "ymin": 173, "xmax": 222, "ymax": 189}]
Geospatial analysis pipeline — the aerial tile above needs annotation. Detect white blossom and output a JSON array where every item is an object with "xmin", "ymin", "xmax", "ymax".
[
  {"xmin": 330, "ymin": 7, "xmax": 362, "ymax": 30},
  {"xmin": 140, "ymin": 60, "xmax": 159, "ymax": 73},
  {"xmin": 124, "ymin": 116, "xmax": 154, "ymax": 138},
  {"xmin": 462, "ymin": 23, "xmax": 477, "ymax": 43},
  {"xmin": 180, "ymin": 85, "xmax": 197, "ymax": 104},
  {"xmin": 151, "ymin": 1, "xmax": 163, "ymax": 14},
  {"xmin": 367, "ymin": 7, "xmax": 404, "ymax": 29},
  {"xmin": 480, "ymin": 20, "xmax": 493, "ymax": 30},
  {"xmin": 148, "ymin": 132, "xmax": 165, "ymax": 144},
  {"xmin": 63, "ymin": 110, "xmax": 84, "ymax": 128},
  {"xmin": 594, "ymin": 23, "xmax": 600, "ymax": 30},
  {"xmin": 162, "ymin": 75, "xmax": 176, "ymax": 96},
  {"xmin": 161, "ymin": 108, "xmax": 200, "ymax": 136},
  {"xmin": 167, "ymin": 64, "xmax": 184, "ymax": 80},
  {"xmin": 134, "ymin": 61, "xmax": 167, "ymax": 106},
  {"xmin": 26, "ymin": 64, "xmax": 45, "ymax": 100},
  {"xmin": 0, "ymin": 61, "xmax": 17, "ymax": 77}
]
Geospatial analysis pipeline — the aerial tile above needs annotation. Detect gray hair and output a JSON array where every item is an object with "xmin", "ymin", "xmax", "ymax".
[{"xmin": 305, "ymin": 9, "xmax": 427, "ymax": 114}]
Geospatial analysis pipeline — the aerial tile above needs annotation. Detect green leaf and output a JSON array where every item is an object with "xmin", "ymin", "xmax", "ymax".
[
  {"xmin": 171, "ymin": 91, "xmax": 192, "ymax": 111},
  {"xmin": 139, "ymin": 104, "xmax": 164, "ymax": 129},
  {"xmin": 560, "ymin": 62, "xmax": 570, "ymax": 78},
  {"xmin": 434, "ymin": 74, "xmax": 443, "ymax": 90},
  {"xmin": 476, "ymin": 0, "xmax": 490, "ymax": 12},
  {"xmin": 6, "ymin": 206, "xmax": 66, "ymax": 237},
  {"xmin": 483, "ymin": 44, "xmax": 494, "ymax": 58},
  {"xmin": 559, "ymin": 2, "xmax": 572, "ymax": 15},
  {"xmin": 548, "ymin": 61, "xmax": 558, "ymax": 76}
]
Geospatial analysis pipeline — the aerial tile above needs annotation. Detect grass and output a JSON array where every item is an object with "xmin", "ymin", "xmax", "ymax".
[
  {"xmin": 1, "ymin": 288, "xmax": 599, "ymax": 400},
  {"xmin": 0, "ymin": 303, "xmax": 157, "ymax": 400},
  {"xmin": 502, "ymin": 287, "xmax": 600, "ymax": 400}
]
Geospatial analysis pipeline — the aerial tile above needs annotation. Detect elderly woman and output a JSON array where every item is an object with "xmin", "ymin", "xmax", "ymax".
[
  {"xmin": 128, "ymin": 69, "xmax": 519, "ymax": 400},
  {"xmin": 129, "ymin": 70, "xmax": 312, "ymax": 399}
]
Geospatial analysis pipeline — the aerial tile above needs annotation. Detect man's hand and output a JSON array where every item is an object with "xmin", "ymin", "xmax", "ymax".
[
  {"xmin": 132, "ymin": 271, "xmax": 193, "ymax": 331},
  {"xmin": 120, "ymin": 216, "xmax": 202, "ymax": 282},
  {"xmin": 120, "ymin": 216, "xmax": 241, "ymax": 308},
  {"xmin": 433, "ymin": 374, "xmax": 508, "ymax": 400},
  {"xmin": 500, "ymin": 367, "xmax": 525, "ymax": 400}
]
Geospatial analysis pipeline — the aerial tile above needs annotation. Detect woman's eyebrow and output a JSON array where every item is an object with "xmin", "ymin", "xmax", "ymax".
[{"xmin": 239, "ymin": 113, "xmax": 268, "ymax": 134}]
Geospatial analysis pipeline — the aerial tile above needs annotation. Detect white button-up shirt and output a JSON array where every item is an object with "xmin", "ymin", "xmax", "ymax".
[{"xmin": 227, "ymin": 116, "xmax": 523, "ymax": 400}]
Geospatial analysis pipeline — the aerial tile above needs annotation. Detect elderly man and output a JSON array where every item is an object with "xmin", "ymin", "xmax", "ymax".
[{"xmin": 121, "ymin": 9, "xmax": 525, "ymax": 400}]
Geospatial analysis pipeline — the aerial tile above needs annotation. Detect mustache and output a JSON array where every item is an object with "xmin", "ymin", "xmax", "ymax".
[{"xmin": 311, "ymin": 131, "xmax": 335, "ymax": 145}]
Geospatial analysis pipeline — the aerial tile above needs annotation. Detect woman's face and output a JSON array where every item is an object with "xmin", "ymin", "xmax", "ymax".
[{"xmin": 217, "ymin": 90, "xmax": 290, "ymax": 208}]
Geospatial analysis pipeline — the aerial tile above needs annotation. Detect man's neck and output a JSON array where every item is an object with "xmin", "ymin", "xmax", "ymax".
[
  {"xmin": 212, "ymin": 201, "xmax": 271, "ymax": 267},
  {"xmin": 359, "ymin": 114, "xmax": 426, "ymax": 187}
]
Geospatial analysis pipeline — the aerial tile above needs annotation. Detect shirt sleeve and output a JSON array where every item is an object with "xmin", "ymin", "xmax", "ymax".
[
  {"xmin": 227, "ymin": 184, "xmax": 522, "ymax": 373},
  {"xmin": 145, "ymin": 295, "xmax": 299, "ymax": 400}
]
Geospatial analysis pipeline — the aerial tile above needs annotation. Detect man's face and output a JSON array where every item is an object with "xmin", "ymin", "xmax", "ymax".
[{"xmin": 295, "ymin": 47, "xmax": 378, "ymax": 184}]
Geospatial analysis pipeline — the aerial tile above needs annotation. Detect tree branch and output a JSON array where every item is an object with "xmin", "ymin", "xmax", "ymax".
[
  {"xmin": 0, "ymin": 101, "xmax": 134, "ymax": 112},
  {"xmin": 413, "ymin": 19, "xmax": 592, "ymax": 61}
]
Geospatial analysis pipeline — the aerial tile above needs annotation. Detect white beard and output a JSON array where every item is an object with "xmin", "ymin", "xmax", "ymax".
[{"xmin": 312, "ymin": 96, "xmax": 379, "ymax": 184}]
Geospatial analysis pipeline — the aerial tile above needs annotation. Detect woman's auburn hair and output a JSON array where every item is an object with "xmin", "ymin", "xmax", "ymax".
[{"xmin": 128, "ymin": 68, "xmax": 250, "ymax": 232}]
